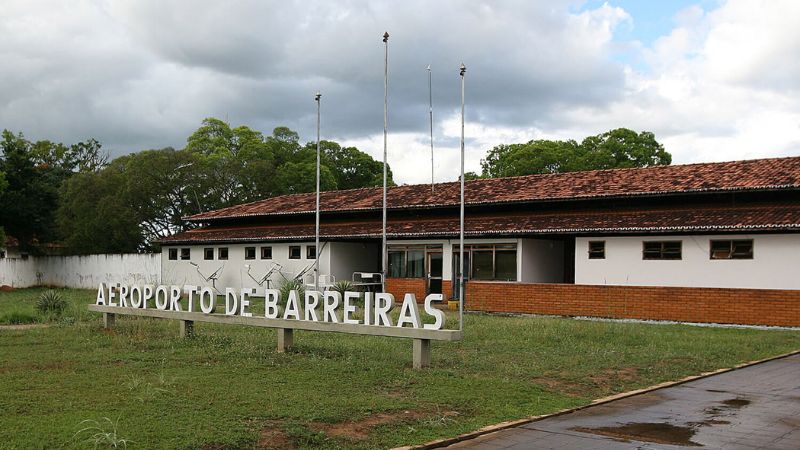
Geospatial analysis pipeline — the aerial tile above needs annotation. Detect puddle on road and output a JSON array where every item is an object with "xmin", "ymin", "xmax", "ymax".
[
  {"xmin": 705, "ymin": 397, "xmax": 750, "ymax": 416},
  {"xmin": 721, "ymin": 398, "xmax": 750, "ymax": 408},
  {"xmin": 572, "ymin": 422, "xmax": 702, "ymax": 447}
]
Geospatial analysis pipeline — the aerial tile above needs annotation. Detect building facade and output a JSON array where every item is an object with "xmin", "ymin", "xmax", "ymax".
[{"xmin": 159, "ymin": 156, "xmax": 800, "ymax": 327}]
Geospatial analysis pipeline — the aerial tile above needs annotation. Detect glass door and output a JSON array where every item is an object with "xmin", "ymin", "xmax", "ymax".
[{"xmin": 426, "ymin": 252, "xmax": 443, "ymax": 294}]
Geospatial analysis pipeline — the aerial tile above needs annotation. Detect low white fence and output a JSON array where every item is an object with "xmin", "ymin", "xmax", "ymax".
[{"xmin": 0, "ymin": 254, "xmax": 161, "ymax": 289}]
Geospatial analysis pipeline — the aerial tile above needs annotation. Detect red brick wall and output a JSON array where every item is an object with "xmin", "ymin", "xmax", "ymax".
[
  {"xmin": 466, "ymin": 281, "xmax": 800, "ymax": 327},
  {"xmin": 385, "ymin": 278, "xmax": 455, "ymax": 302},
  {"xmin": 386, "ymin": 278, "xmax": 427, "ymax": 302}
]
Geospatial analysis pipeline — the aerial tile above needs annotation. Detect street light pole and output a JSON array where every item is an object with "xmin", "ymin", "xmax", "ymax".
[
  {"xmin": 315, "ymin": 92, "xmax": 321, "ymax": 292},
  {"xmin": 382, "ymin": 31, "xmax": 389, "ymax": 293},
  {"xmin": 459, "ymin": 63, "xmax": 466, "ymax": 331},
  {"xmin": 428, "ymin": 65, "xmax": 434, "ymax": 194}
]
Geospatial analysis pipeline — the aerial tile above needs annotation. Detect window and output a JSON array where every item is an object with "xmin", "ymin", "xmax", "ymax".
[
  {"xmin": 453, "ymin": 244, "xmax": 518, "ymax": 281},
  {"xmin": 168, "ymin": 248, "xmax": 178, "ymax": 260},
  {"xmin": 289, "ymin": 246, "xmax": 301, "ymax": 259},
  {"xmin": 388, "ymin": 250, "xmax": 407, "ymax": 277},
  {"xmin": 218, "ymin": 248, "xmax": 229, "ymax": 260},
  {"xmin": 180, "ymin": 248, "xmax": 191, "ymax": 260},
  {"xmin": 245, "ymin": 247, "xmax": 256, "ymax": 260},
  {"xmin": 261, "ymin": 246, "xmax": 272, "ymax": 259},
  {"xmin": 387, "ymin": 245, "xmax": 442, "ymax": 278},
  {"xmin": 204, "ymin": 248, "xmax": 214, "ymax": 260},
  {"xmin": 588, "ymin": 241, "xmax": 605, "ymax": 259},
  {"xmin": 643, "ymin": 241, "xmax": 682, "ymax": 260},
  {"xmin": 306, "ymin": 245, "xmax": 316, "ymax": 259},
  {"xmin": 0, "ymin": 250, "xmax": 5, "ymax": 258},
  {"xmin": 710, "ymin": 240, "xmax": 753, "ymax": 260}
]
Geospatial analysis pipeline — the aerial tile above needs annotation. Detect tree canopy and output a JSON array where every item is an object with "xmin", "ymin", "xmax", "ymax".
[
  {"xmin": 56, "ymin": 119, "xmax": 392, "ymax": 254},
  {"xmin": 0, "ymin": 130, "xmax": 107, "ymax": 252},
  {"xmin": 480, "ymin": 128, "xmax": 671, "ymax": 178}
]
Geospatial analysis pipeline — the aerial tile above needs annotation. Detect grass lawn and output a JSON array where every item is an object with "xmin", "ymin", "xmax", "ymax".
[{"xmin": 1, "ymin": 287, "xmax": 798, "ymax": 449}]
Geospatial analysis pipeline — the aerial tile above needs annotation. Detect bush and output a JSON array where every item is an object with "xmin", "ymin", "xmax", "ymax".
[
  {"xmin": 278, "ymin": 279, "xmax": 305, "ymax": 306},
  {"xmin": 36, "ymin": 290, "xmax": 68, "ymax": 318},
  {"xmin": 331, "ymin": 280, "xmax": 354, "ymax": 296}
]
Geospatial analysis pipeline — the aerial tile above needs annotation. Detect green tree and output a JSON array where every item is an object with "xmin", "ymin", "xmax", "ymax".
[
  {"xmin": 58, "ymin": 147, "xmax": 206, "ymax": 253},
  {"xmin": 480, "ymin": 128, "xmax": 670, "ymax": 178},
  {"xmin": 186, "ymin": 118, "xmax": 278, "ymax": 207},
  {"xmin": 0, "ymin": 169, "xmax": 6, "ymax": 247},
  {"xmin": 308, "ymin": 140, "xmax": 393, "ymax": 189},
  {"xmin": 0, "ymin": 131, "xmax": 62, "ymax": 252},
  {"xmin": 273, "ymin": 161, "xmax": 337, "ymax": 195},
  {"xmin": 58, "ymin": 164, "xmax": 141, "ymax": 254}
]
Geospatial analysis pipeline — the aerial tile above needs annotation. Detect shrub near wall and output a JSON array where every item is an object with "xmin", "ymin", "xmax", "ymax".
[{"xmin": 466, "ymin": 281, "xmax": 800, "ymax": 328}]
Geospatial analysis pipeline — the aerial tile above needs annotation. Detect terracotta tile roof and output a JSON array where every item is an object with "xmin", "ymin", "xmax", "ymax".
[
  {"xmin": 159, "ymin": 202, "xmax": 800, "ymax": 244},
  {"xmin": 186, "ymin": 156, "xmax": 800, "ymax": 222}
]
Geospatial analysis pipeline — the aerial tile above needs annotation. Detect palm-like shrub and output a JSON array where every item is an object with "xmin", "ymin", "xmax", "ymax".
[{"xmin": 36, "ymin": 290, "xmax": 67, "ymax": 317}]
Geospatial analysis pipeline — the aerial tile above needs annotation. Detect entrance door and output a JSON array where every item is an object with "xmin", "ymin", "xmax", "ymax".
[{"xmin": 427, "ymin": 252, "xmax": 443, "ymax": 294}]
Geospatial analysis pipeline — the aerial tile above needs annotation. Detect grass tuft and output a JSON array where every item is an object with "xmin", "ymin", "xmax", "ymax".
[{"xmin": 73, "ymin": 417, "xmax": 131, "ymax": 448}]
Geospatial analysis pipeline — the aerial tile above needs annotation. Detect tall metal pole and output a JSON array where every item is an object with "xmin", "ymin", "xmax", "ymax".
[
  {"xmin": 428, "ymin": 65, "xmax": 434, "ymax": 194},
  {"xmin": 381, "ymin": 31, "xmax": 389, "ymax": 293},
  {"xmin": 314, "ymin": 92, "xmax": 321, "ymax": 292},
  {"xmin": 459, "ymin": 63, "xmax": 466, "ymax": 331}
]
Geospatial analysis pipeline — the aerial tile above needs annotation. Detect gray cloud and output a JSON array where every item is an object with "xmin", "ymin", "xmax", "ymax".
[{"xmin": 2, "ymin": 0, "xmax": 798, "ymax": 184}]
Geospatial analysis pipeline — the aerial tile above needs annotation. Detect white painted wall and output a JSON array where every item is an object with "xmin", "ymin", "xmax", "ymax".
[
  {"xmin": 162, "ymin": 242, "xmax": 319, "ymax": 295},
  {"xmin": 0, "ymin": 254, "xmax": 160, "ymax": 289},
  {"xmin": 575, "ymin": 234, "xmax": 800, "ymax": 289},
  {"xmin": 0, "ymin": 258, "xmax": 39, "ymax": 287},
  {"xmin": 520, "ymin": 239, "xmax": 564, "ymax": 283},
  {"xmin": 161, "ymin": 241, "xmax": 382, "ymax": 295}
]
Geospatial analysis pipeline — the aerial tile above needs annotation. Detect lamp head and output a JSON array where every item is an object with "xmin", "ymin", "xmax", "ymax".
[
  {"xmin": 315, "ymin": 92, "xmax": 321, "ymax": 102},
  {"xmin": 383, "ymin": 31, "xmax": 389, "ymax": 42},
  {"xmin": 460, "ymin": 63, "xmax": 466, "ymax": 77}
]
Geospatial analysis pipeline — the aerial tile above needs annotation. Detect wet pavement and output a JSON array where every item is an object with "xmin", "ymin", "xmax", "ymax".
[{"xmin": 445, "ymin": 353, "xmax": 800, "ymax": 449}]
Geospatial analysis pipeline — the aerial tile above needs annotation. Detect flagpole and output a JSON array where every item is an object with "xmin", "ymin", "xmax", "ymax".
[
  {"xmin": 459, "ymin": 63, "xmax": 466, "ymax": 331},
  {"xmin": 314, "ymin": 92, "xmax": 321, "ymax": 292},
  {"xmin": 381, "ymin": 31, "xmax": 389, "ymax": 293},
  {"xmin": 427, "ymin": 65, "xmax": 434, "ymax": 194}
]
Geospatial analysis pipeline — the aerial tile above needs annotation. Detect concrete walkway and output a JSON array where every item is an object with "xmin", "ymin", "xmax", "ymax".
[{"xmin": 446, "ymin": 354, "xmax": 800, "ymax": 449}]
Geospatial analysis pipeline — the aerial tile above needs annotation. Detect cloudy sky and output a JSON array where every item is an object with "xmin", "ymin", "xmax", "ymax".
[{"xmin": 2, "ymin": 0, "xmax": 799, "ymax": 184}]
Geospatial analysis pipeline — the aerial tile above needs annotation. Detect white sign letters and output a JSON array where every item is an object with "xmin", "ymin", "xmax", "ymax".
[{"xmin": 96, "ymin": 283, "xmax": 445, "ymax": 330}]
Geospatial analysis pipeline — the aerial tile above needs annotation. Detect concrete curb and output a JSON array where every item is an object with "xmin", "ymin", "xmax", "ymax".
[{"xmin": 393, "ymin": 349, "xmax": 800, "ymax": 450}]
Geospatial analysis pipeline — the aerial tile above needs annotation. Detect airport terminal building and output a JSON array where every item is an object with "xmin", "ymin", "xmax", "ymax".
[{"xmin": 158, "ymin": 156, "xmax": 800, "ymax": 327}]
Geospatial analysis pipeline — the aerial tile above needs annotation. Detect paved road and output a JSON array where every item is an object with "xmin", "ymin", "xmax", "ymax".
[{"xmin": 446, "ymin": 353, "xmax": 800, "ymax": 449}]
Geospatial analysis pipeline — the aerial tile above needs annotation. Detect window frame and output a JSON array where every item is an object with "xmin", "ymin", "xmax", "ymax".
[
  {"xmin": 453, "ymin": 243, "xmax": 518, "ymax": 281},
  {"xmin": 204, "ymin": 248, "xmax": 214, "ymax": 260},
  {"xmin": 710, "ymin": 239, "xmax": 754, "ymax": 260},
  {"xmin": 218, "ymin": 247, "xmax": 229, "ymax": 260},
  {"xmin": 588, "ymin": 241, "xmax": 606, "ymax": 259},
  {"xmin": 180, "ymin": 248, "xmax": 191, "ymax": 260},
  {"xmin": 260, "ymin": 246, "xmax": 272, "ymax": 260},
  {"xmin": 289, "ymin": 245, "xmax": 301, "ymax": 260},
  {"xmin": 642, "ymin": 241, "xmax": 682, "ymax": 260},
  {"xmin": 168, "ymin": 248, "xmax": 178, "ymax": 260},
  {"xmin": 306, "ymin": 245, "xmax": 316, "ymax": 259},
  {"xmin": 387, "ymin": 245, "xmax": 443, "ymax": 279},
  {"xmin": 244, "ymin": 247, "xmax": 256, "ymax": 260}
]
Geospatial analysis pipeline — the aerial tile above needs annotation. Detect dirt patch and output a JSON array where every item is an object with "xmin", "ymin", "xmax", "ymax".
[
  {"xmin": 313, "ymin": 410, "xmax": 432, "ymax": 440},
  {"xmin": 532, "ymin": 366, "xmax": 640, "ymax": 397},
  {"xmin": 0, "ymin": 285, "xmax": 15, "ymax": 292},
  {"xmin": 257, "ymin": 421, "xmax": 294, "ymax": 449},
  {"xmin": 573, "ymin": 422, "xmax": 701, "ymax": 446}
]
